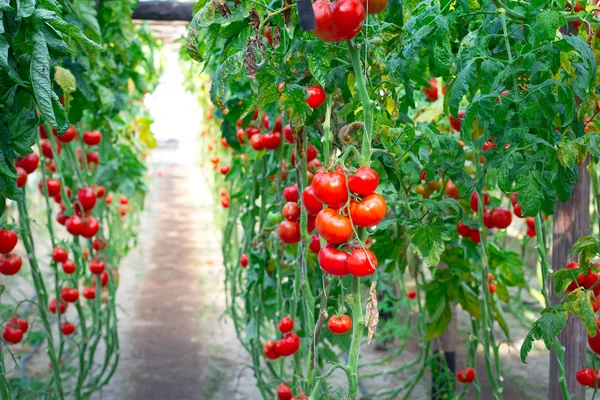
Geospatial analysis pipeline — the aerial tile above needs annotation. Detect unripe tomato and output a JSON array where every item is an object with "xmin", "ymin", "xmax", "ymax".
[
  {"xmin": 268, "ymin": 211, "xmax": 284, "ymax": 225},
  {"xmin": 318, "ymin": 244, "xmax": 349, "ymax": 276},
  {"xmin": 349, "ymin": 193, "xmax": 386, "ymax": 227},
  {"xmin": 328, "ymin": 314, "xmax": 352, "ymax": 334},
  {"xmin": 306, "ymin": 85, "xmax": 326, "ymax": 108},
  {"xmin": 449, "ymin": 110, "xmax": 466, "ymax": 131},
  {"xmin": 348, "ymin": 167, "xmax": 378, "ymax": 195},
  {"xmin": 282, "ymin": 202, "xmax": 301, "ymax": 222},
  {"xmin": 315, "ymin": 208, "xmax": 353, "ymax": 244},
  {"xmin": 456, "ymin": 367, "xmax": 475, "ymax": 383},
  {"xmin": 278, "ymin": 316, "xmax": 294, "ymax": 333},
  {"xmin": 312, "ymin": 170, "xmax": 348, "ymax": 206},
  {"xmin": 278, "ymin": 220, "xmax": 301, "ymax": 244},
  {"xmin": 312, "ymin": 0, "xmax": 365, "ymax": 42},
  {"xmin": 445, "ymin": 180, "xmax": 459, "ymax": 199},
  {"xmin": 491, "ymin": 207, "xmax": 512, "ymax": 229},
  {"xmin": 347, "ymin": 247, "xmax": 377, "ymax": 277}
]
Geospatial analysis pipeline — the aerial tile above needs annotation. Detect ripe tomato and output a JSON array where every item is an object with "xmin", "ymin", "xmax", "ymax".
[
  {"xmin": 349, "ymin": 193, "xmax": 386, "ymax": 228},
  {"xmin": 312, "ymin": 0, "xmax": 365, "ymax": 42},
  {"xmin": 93, "ymin": 238, "xmax": 107, "ymax": 251},
  {"xmin": 8, "ymin": 317, "xmax": 28, "ymax": 333},
  {"xmin": 16, "ymin": 153, "xmax": 39, "ymax": 174},
  {"xmin": 82, "ymin": 217, "xmax": 99, "ymax": 238},
  {"xmin": 483, "ymin": 140, "xmax": 496, "ymax": 151},
  {"xmin": 491, "ymin": 207, "xmax": 512, "ymax": 229},
  {"xmin": 263, "ymin": 340, "xmax": 279, "ymax": 360},
  {"xmin": 0, "ymin": 230, "xmax": 18, "ymax": 254},
  {"xmin": 445, "ymin": 180, "xmax": 459, "ymax": 199},
  {"xmin": 576, "ymin": 368, "xmax": 596, "ymax": 386},
  {"xmin": 318, "ymin": 244, "xmax": 349, "ymax": 276},
  {"xmin": 470, "ymin": 229, "xmax": 481, "ymax": 243},
  {"xmin": 348, "ymin": 167, "xmax": 378, "ymax": 195},
  {"xmin": 328, "ymin": 314, "xmax": 352, "ymax": 334},
  {"xmin": 470, "ymin": 192, "xmax": 489, "ymax": 212},
  {"xmin": 456, "ymin": 367, "xmax": 476, "ymax": 383},
  {"xmin": 592, "ymin": 295, "xmax": 600, "ymax": 313},
  {"xmin": 309, "ymin": 235, "xmax": 321, "ymax": 254},
  {"xmin": 306, "ymin": 145, "xmax": 318, "ymax": 162},
  {"xmin": 315, "ymin": 208, "xmax": 353, "ymax": 244},
  {"xmin": 526, "ymin": 227, "xmax": 536, "ymax": 237},
  {"xmin": 82, "ymin": 286, "xmax": 96, "ymax": 300},
  {"xmin": 16, "ymin": 167, "xmax": 27, "ymax": 188},
  {"xmin": 278, "ymin": 316, "xmax": 294, "ymax": 333},
  {"xmin": 261, "ymin": 131, "xmax": 281, "ymax": 150},
  {"xmin": 277, "ymin": 383, "xmax": 293, "ymax": 400},
  {"xmin": 65, "ymin": 216, "xmax": 84, "ymax": 236},
  {"xmin": 39, "ymin": 179, "xmax": 61, "ymax": 197},
  {"xmin": 52, "ymin": 247, "xmax": 68, "ymax": 263},
  {"xmin": 250, "ymin": 134, "xmax": 264, "ymax": 151},
  {"xmin": 240, "ymin": 254, "xmax": 248, "ymax": 268},
  {"xmin": 278, "ymin": 220, "xmax": 301, "ymax": 244},
  {"xmin": 61, "ymin": 322, "xmax": 76, "ymax": 336},
  {"xmin": 360, "ymin": 0, "xmax": 387, "ymax": 13},
  {"xmin": 449, "ymin": 110, "xmax": 466, "ymax": 131},
  {"xmin": 284, "ymin": 124, "xmax": 294, "ymax": 144},
  {"xmin": 89, "ymin": 259, "xmax": 106, "ymax": 275},
  {"xmin": 306, "ymin": 85, "xmax": 326, "ymax": 108},
  {"xmin": 422, "ymin": 77, "xmax": 444, "ymax": 102},
  {"xmin": 62, "ymin": 260, "xmax": 76, "ymax": 274},
  {"xmin": 588, "ymin": 318, "xmax": 600, "ymax": 355},
  {"xmin": 347, "ymin": 247, "xmax": 377, "ymax": 277},
  {"xmin": 41, "ymin": 140, "xmax": 60, "ymax": 158},
  {"xmin": 49, "ymin": 298, "xmax": 68, "ymax": 314},
  {"xmin": 407, "ymin": 290, "xmax": 417, "ymax": 299},
  {"xmin": 456, "ymin": 222, "xmax": 471, "ymax": 237},
  {"xmin": 83, "ymin": 130, "xmax": 102, "ymax": 145},
  {"xmin": 282, "ymin": 202, "xmax": 301, "ymax": 222},
  {"xmin": 275, "ymin": 332, "xmax": 300, "ymax": 356},
  {"xmin": 2, "ymin": 325, "xmax": 24, "ymax": 344},
  {"xmin": 55, "ymin": 125, "xmax": 77, "ymax": 143},
  {"xmin": 61, "ymin": 288, "xmax": 79, "ymax": 303},
  {"xmin": 78, "ymin": 188, "xmax": 97, "ymax": 211},
  {"xmin": 483, "ymin": 209, "xmax": 494, "ymax": 229},
  {"xmin": 283, "ymin": 185, "xmax": 299, "ymax": 202},
  {"xmin": 220, "ymin": 165, "xmax": 230, "ymax": 175},
  {"xmin": 489, "ymin": 283, "xmax": 497, "ymax": 294},
  {"xmin": 307, "ymin": 213, "xmax": 316, "ymax": 233},
  {"xmin": 302, "ymin": 187, "xmax": 323, "ymax": 215},
  {"xmin": 312, "ymin": 170, "xmax": 348, "ymax": 206},
  {"xmin": 0, "ymin": 254, "xmax": 22, "ymax": 275}
]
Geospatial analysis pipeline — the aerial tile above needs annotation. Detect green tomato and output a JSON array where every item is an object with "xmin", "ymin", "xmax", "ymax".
[
  {"xmin": 463, "ymin": 147, "xmax": 474, "ymax": 161},
  {"xmin": 268, "ymin": 211, "xmax": 283, "ymax": 225}
]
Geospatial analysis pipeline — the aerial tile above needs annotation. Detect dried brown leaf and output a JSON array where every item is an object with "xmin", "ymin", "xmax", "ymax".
[
  {"xmin": 249, "ymin": 8, "xmax": 260, "ymax": 31},
  {"xmin": 273, "ymin": 25, "xmax": 281, "ymax": 49},
  {"xmin": 364, "ymin": 281, "xmax": 379, "ymax": 345},
  {"xmin": 213, "ymin": 0, "xmax": 231, "ymax": 18},
  {"xmin": 245, "ymin": 39, "xmax": 258, "ymax": 81}
]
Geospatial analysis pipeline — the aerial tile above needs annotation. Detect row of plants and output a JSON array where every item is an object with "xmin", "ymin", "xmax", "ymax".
[
  {"xmin": 185, "ymin": 0, "xmax": 600, "ymax": 397},
  {"xmin": 0, "ymin": 0, "xmax": 159, "ymax": 398}
]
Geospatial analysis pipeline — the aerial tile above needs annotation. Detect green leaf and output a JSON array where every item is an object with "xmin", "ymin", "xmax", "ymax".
[
  {"xmin": 457, "ymin": 282, "xmax": 480, "ymax": 319},
  {"xmin": 449, "ymin": 60, "xmax": 476, "ymax": 118},
  {"xmin": 424, "ymin": 280, "xmax": 453, "ymax": 340},
  {"xmin": 532, "ymin": 11, "xmax": 560, "ymax": 43},
  {"xmin": 324, "ymin": 66, "xmax": 346, "ymax": 94},
  {"xmin": 280, "ymin": 85, "xmax": 312, "ymax": 127},
  {"xmin": 17, "ymin": 0, "xmax": 35, "ymax": 18},
  {"xmin": 306, "ymin": 42, "xmax": 330, "ymax": 88},
  {"xmin": 408, "ymin": 225, "xmax": 450, "ymax": 267},
  {"xmin": 209, "ymin": 51, "xmax": 244, "ymax": 108},
  {"xmin": 514, "ymin": 170, "xmax": 557, "ymax": 216},
  {"xmin": 187, "ymin": 16, "xmax": 220, "ymax": 63},
  {"xmin": 385, "ymin": 0, "xmax": 403, "ymax": 26},
  {"xmin": 8, "ymin": 109, "xmax": 38, "ymax": 156},
  {"xmin": 31, "ymin": 31, "xmax": 57, "ymax": 127},
  {"xmin": 47, "ymin": 16, "xmax": 104, "ymax": 52},
  {"xmin": 520, "ymin": 307, "xmax": 567, "ymax": 363},
  {"xmin": 197, "ymin": 0, "xmax": 249, "ymax": 27},
  {"xmin": 564, "ymin": 290, "xmax": 597, "ymax": 335}
]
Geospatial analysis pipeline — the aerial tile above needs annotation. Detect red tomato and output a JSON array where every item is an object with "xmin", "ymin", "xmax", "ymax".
[
  {"xmin": 456, "ymin": 222, "xmax": 471, "ymax": 237},
  {"xmin": 52, "ymin": 247, "xmax": 68, "ymax": 263},
  {"xmin": 312, "ymin": 0, "xmax": 365, "ymax": 42},
  {"xmin": 2, "ymin": 325, "xmax": 23, "ymax": 344},
  {"xmin": 456, "ymin": 367, "xmax": 476, "ymax": 383},
  {"xmin": 61, "ymin": 288, "xmax": 79, "ymax": 303},
  {"xmin": 445, "ymin": 180, "xmax": 459, "ymax": 199},
  {"xmin": 61, "ymin": 322, "xmax": 76, "ymax": 336},
  {"xmin": 55, "ymin": 125, "xmax": 77, "ymax": 143},
  {"xmin": 275, "ymin": 332, "xmax": 300, "ymax": 356},
  {"xmin": 284, "ymin": 124, "xmax": 294, "ymax": 144},
  {"xmin": 483, "ymin": 141, "xmax": 496, "ymax": 151},
  {"xmin": 49, "ymin": 298, "xmax": 68, "ymax": 314},
  {"xmin": 263, "ymin": 340, "xmax": 279, "ymax": 360},
  {"xmin": 277, "ymin": 383, "xmax": 293, "ymax": 400},
  {"xmin": 89, "ymin": 259, "xmax": 106, "ymax": 275},
  {"xmin": 449, "ymin": 110, "xmax": 466, "ymax": 131},
  {"xmin": 491, "ymin": 207, "xmax": 512, "ymax": 229},
  {"xmin": 65, "ymin": 216, "xmax": 83, "ymax": 236},
  {"xmin": 240, "ymin": 254, "xmax": 248, "ymax": 268},
  {"xmin": 82, "ymin": 217, "xmax": 99, "ymax": 238},
  {"xmin": 39, "ymin": 125, "xmax": 48, "ymax": 138},
  {"xmin": 470, "ymin": 192, "xmax": 489, "ymax": 212},
  {"xmin": 0, "ymin": 254, "xmax": 22, "ymax": 275},
  {"xmin": 306, "ymin": 145, "xmax": 318, "ymax": 162},
  {"xmin": 309, "ymin": 235, "xmax": 321, "ymax": 254},
  {"xmin": 62, "ymin": 260, "xmax": 76, "ymax": 274},
  {"xmin": 273, "ymin": 116, "xmax": 282, "ymax": 133},
  {"xmin": 38, "ymin": 179, "xmax": 61, "ymax": 197},
  {"xmin": 483, "ymin": 209, "xmax": 494, "ymax": 229},
  {"xmin": 349, "ymin": 193, "xmax": 386, "ymax": 227},
  {"xmin": 593, "ymin": 296, "xmax": 600, "ymax": 313},
  {"xmin": 93, "ymin": 238, "xmax": 107, "ymax": 251},
  {"xmin": 250, "ymin": 134, "xmax": 264, "ymax": 151},
  {"xmin": 278, "ymin": 316, "xmax": 294, "ymax": 333},
  {"xmin": 282, "ymin": 202, "xmax": 301, "ymax": 222},
  {"xmin": 16, "ymin": 153, "xmax": 39, "ymax": 174},
  {"xmin": 315, "ymin": 208, "xmax": 353, "ymax": 244},
  {"xmin": 589, "ymin": 318, "xmax": 600, "ymax": 355},
  {"xmin": 489, "ymin": 283, "xmax": 497, "ymax": 294},
  {"xmin": 220, "ymin": 165, "xmax": 230, "ymax": 175},
  {"xmin": 526, "ymin": 227, "xmax": 536, "ymax": 237},
  {"xmin": 261, "ymin": 131, "xmax": 282, "ymax": 150},
  {"xmin": 8, "ymin": 317, "xmax": 28, "ymax": 333},
  {"xmin": 312, "ymin": 170, "xmax": 348, "ymax": 206},
  {"xmin": 41, "ymin": 140, "xmax": 59, "ymax": 159},
  {"xmin": 422, "ymin": 77, "xmax": 445, "ymax": 102},
  {"xmin": 278, "ymin": 220, "xmax": 301, "ymax": 244},
  {"xmin": 0, "ymin": 230, "xmax": 18, "ymax": 254},
  {"xmin": 348, "ymin": 167, "xmax": 378, "ymax": 195},
  {"xmin": 360, "ymin": 0, "xmax": 387, "ymax": 13},
  {"xmin": 307, "ymin": 213, "xmax": 316, "ymax": 233},
  {"xmin": 83, "ymin": 130, "xmax": 102, "ymax": 145},
  {"xmin": 82, "ymin": 286, "xmax": 96, "ymax": 300},
  {"xmin": 220, "ymin": 137, "xmax": 229, "ymax": 148},
  {"xmin": 237, "ymin": 129, "xmax": 247, "ymax": 144},
  {"xmin": 513, "ymin": 203, "xmax": 523, "ymax": 218},
  {"xmin": 306, "ymin": 85, "xmax": 326, "ymax": 108},
  {"xmin": 264, "ymin": 26, "xmax": 273, "ymax": 46},
  {"xmin": 16, "ymin": 167, "xmax": 27, "ymax": 188},
  {"xmin": 347, "ymin": 247, "xmax": 377, "ymax": 277},
  {"xmin": 283, "ymin": 185, "xmax": 299, "ymax": 202},
  {"xmin": 576, "ymin": 368, "xmax": 596, "ymax": 386},
  {"xmin": 407, "ymin": 290, "xmax": 417, "ymax": 299},
  {"xmin": 302, "ymin": 187, "xmax": 323, "ymax": 215},
  {"xmin": 318, "ymin": 244, "xmax": 349, "ymax": 276},
  {"xmin": 78, "ymin": 188, "xmax": 97, "ymax": 211},
  {"xmin": 328, "ymin": 314, "xmax": 352, "ymax": 334},
  {"xmin": 470, "ymin": 229, "xmax": 481, "ymax": 243}
]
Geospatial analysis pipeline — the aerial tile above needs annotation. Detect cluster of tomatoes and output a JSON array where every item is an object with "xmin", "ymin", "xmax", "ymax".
[
  {"xmin": 311, "ymin": 0, "xmax": 386, "ymax": 43},
  {"xmin": 0, "ymin": 229, "xmax": 22, "ymax": 275},
  {"xmin": 302, "ymin": 166, "xmax": 384, "ymax": 277},
  {"xmin": 456, "ymin": 367, "xmax": 476, "ymax": 384},
  {"xmin": 263, "ymin": 316, "xmax": 301, "ymax": 360},
  {"xmin": 455, "ymin": 192, "xmax": 515, "ymax": 243}
]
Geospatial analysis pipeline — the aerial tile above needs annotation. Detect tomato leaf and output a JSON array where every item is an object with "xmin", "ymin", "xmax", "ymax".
[
  {"xmin": 449, "ymin": 59, "xmax": 476, "ymax": 119},
  {"xmin": 564, "ymin": 290, "xmax": 597, "ymax": 336},
  {"xmin": 520, "ymin": 306, "xmax": 567, "ymax": 363},
  {"xmin": 408, "ymin": 225, "xmax": 450, "ymax": 268},
  {"xmin": 209, "ymin": 50, "xmax": 245, "ymax": 108},
  {"xmin": 280, "ymin": 84, "xmax": 312, "ymax": 127}
]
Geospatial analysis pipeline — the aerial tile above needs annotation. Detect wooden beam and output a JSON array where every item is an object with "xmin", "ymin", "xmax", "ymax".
[
  {"xmin": 132, "ymin": 1, "xmax": 196, "ymax": 21},
  {"xmin": 549, "ymin": 160, "xmax": 591, "ymax": 400}
]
